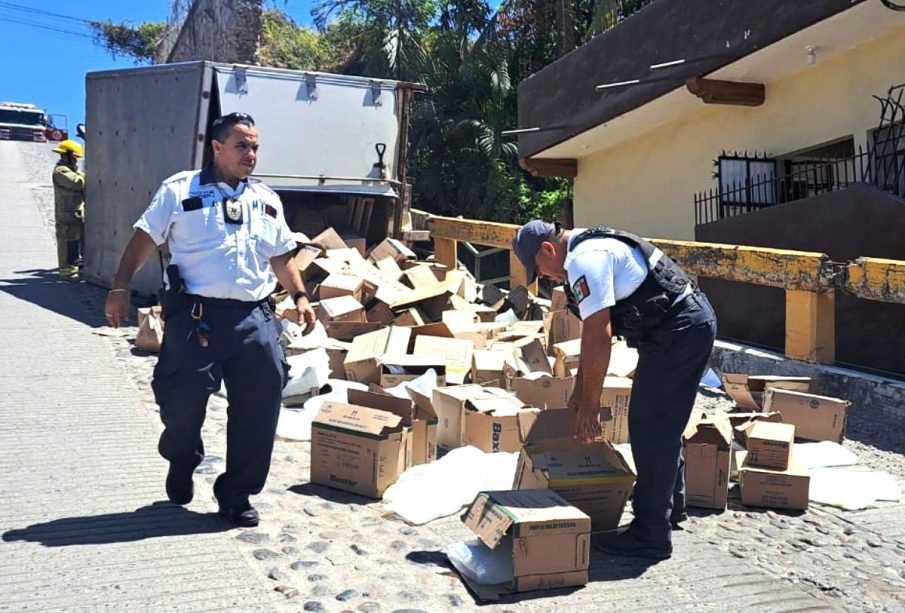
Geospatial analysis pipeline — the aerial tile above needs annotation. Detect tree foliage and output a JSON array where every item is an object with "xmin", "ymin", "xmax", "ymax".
[
  {"xmin": 89, "ymin": 20, "xmax": 168, "ymax": 64},
  {"xmin": 91, "ymin": 0, "xmax": 651, "ymax": 222}
]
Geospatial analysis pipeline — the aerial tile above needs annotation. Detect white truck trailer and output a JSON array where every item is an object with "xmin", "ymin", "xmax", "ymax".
[{"xmin": 83, "ymin": 61, "xmax": 424, "ymax": 295}]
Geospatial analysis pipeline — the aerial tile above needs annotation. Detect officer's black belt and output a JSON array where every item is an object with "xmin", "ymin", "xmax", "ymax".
[{"xmin": 185, "ymin": 294, "xmax": 270, "ymax": 308}]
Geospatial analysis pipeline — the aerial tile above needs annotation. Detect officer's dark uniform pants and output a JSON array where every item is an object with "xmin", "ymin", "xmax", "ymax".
[
  {"xmin": 628, "ymin": 292, "xmax": 717, "ymax": 548},
  {"xmin": 152, "ymin": 299, "xmax": 288, "ymax": 507}
]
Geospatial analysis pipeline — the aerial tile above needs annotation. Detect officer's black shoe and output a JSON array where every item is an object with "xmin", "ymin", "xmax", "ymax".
[
  {"xmin": 593, "ymin": 528, "xmax": 672, "ymax": 560},
  {"xmin": 165, "ymin": 467, "xmax": 194, "ymax": 505},
  {"xmin": 671, "ymin": 512, "xmax": 689, "ymax": 530},
  {"xmin": 219, "ymin": 502, "xmax": 260, "ymax": 527}
]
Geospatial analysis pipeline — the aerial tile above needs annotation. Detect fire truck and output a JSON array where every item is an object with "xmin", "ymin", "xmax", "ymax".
[{"xmin": 0, "ymin": 102, "xmax": 69, "ymax": 142}]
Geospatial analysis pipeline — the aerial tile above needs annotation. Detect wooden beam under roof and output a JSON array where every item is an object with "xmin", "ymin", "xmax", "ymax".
[{"xmin": 686, "ymin": 77, "xmax": 765, "ymax": 106}]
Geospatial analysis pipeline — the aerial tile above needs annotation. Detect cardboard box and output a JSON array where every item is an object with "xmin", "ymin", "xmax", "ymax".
[
  {"xmin": 608, "ymin": 340, "xmax": 638, "ymax": 378},
  {"xmin": 432, "ymin": 386, "xmax": 517, "ymax": 454},
  {"xmin": 551, "ymin": 287, "xmax": 568, "ymax": 312},
  {"xmin": 310, "ymin": 402, "xmax": 410, "ymax": 498},
  {"xmin": 317, "ymin": 295, "xmax": 365, "ymax": 325},
  {"xmin": 729, "ymin": 412, "xmax": 783, "ymax": 446},
  {"xmin": 369, "ymin": 237, "xmax": 416, "ymax": 263},
  {"xmin": 310, "ymin": 227, "xmax": 350, "ymax": 251},
  {"xmin": 373, "ymin": 256, "xmax": 404, "ymax": 281},
  {"xmin": 509, "ymin": 375, "xmax": 575, "ymax": 410},
  {"xmin": 544, "ymin": 310, "xmax": 582, "ymax": 355},
  {"xmin": 762, "ymin": 388, "xmax": 850, "ymax": 443},
  {"xmin": 393, "ymin": 308, "xmax": 426, "ymax": 328},
  {"xmin": 347, "ymin": 389, "xmax": 438, "ymax": 466},
  {"xmin": 599, "ymin": 377, "xmax": 633, "ymax": 444},
  {"xmin": 464, "ymin": 395, "xmax": 539, "ymax": 453},
  {"xmin": 339, "ymin": 233, "xmax": 366, "ymax": 257},
  {"xmin": 380, "ymin": 354, "xmax": 447, "ymax": 387},
  {"xmin": 366, "ymin": 301, "xmax": 396, "ymax": 325},
  {"xmin": 413, "ymin": 335, "xmax": 474, "ymax": 385},
  {"xmin": 682, "ymin": 412, "xmax": 733, "ymax": 510},
  {"xmin": 294, "ymin": 243, "xmax": 323, "ymax": 273},
  {"xmin": 343, "ymin": 326, "xmax": 411, "ymax": 384},
  {"xmin": 745, "ymin": 421, "xmax": 795, "ymax": 470},
  {"xmin": 459, "ymin": 489, "xmax": 590, "ymax": 600},
  {"xmin": 553, "ymin": 338, "xmax": 581, "ymax": 378},
  {"xmin": 472, "ymin": 350, "xmax": 514, "ymax": 384},
  {"xmin": 479, "ymin": 283, "xmax": 506, "ymax": 310},
  {"xmin": 326, "ymin": 321, "xmax": 385, "ymax": 342},
  {"xmin": 722, "ymin": 374, "xmax": 812, "ymax": 410},
  {"xmin": 509, "ymin": 338, "xmax": 554, "ymax": 376},
  {"xmin": 441, "ymin": 309, "xmax": 480, "ymax": 328},
  {"xmin": 405, "ymin": 264, "xmax": 442, "ymax": 289},
  {"xmin": 738, "ymin": 451, "xmax": 810, "ymax": 511},
  {"xmin": 320, "ymin": 273, "xmax": 364, "ymax": 302},
  {"xmin": 514, "ymin": 409, "xmax": 636, "ymax": 530}
]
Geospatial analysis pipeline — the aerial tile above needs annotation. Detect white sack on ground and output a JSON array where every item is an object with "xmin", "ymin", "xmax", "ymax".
[
  {"xmin": 443, "ymin": 538, "xmax": 513, "ymax": 586},
  {"xmin": 384, "ymin": 369, "xmax": 438, "ymax": 399},
  {"xmin": 382, "ymin": 446, "xmax": 518, "ymax": 525},
  {"xmin": 809, "ymin": 467, "xmax": 901, "ymax": 510},
  {"xmin": 283, "ymin": 349, "xmax": 331, "ymax": 399},
  {"xmin": 276, "ymin": 379, "xmax": 369, "ymax": 442},
  {"xmin": 795, "ymin": 441, "xmax": 859, "ymax": 469}
]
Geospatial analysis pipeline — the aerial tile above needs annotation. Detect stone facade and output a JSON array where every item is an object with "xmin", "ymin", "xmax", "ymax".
[{"xmin": 167, "ymin": 0, "xmax": 263, "ymax": 64}]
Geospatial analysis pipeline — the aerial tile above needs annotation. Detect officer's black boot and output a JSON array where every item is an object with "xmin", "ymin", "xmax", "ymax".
[{"xmin": 165, "ymin": 465, "xmax": 194, "ymax": 505}]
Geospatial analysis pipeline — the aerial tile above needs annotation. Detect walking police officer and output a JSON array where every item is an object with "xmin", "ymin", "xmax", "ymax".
[
  {"xmin": 513, "ymin": 220, "xmax": 716, "ymax": 560},
  {"xmin": 104, "ymin": 112, "xmax": 316, "ymax": 527}
]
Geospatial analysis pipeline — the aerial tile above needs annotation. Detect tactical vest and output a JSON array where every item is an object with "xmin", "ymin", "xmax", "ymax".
[{"xmin": 565, "ymin": 226, "xmax": 693, "ymax": 340}]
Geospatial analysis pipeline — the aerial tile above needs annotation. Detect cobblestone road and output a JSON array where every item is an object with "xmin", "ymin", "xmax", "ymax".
[{"xmin": 3, "ymin": 141, "xmax": 905, "ymax": 612}]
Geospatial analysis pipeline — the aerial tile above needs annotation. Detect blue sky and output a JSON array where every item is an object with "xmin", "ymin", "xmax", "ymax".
[{"xmin": 1, "ymin": 1, "xmax": 320, "ymax": 137}]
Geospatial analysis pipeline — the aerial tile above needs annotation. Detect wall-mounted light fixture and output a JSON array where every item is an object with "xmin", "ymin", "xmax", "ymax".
[{"xmin": 805, "ymin": 45, "xmax": 818, "ymax": 66}]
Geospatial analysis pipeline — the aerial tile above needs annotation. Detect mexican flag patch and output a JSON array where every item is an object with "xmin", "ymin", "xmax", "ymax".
[{"xmin": 571, "ymin": 275, "xmax": 591, "ymax": 303}]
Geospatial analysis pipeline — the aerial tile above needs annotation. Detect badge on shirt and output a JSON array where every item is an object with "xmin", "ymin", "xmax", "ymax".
[
  {"xmin": 223, "ymin": 197, "xmax": 243, "ymax": 225},
  {"xmin": 571, "ymin": 275, "xmax": 591, "ymax": 303}
]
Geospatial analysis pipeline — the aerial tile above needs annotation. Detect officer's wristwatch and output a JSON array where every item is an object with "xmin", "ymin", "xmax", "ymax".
[{"xmin": 292, "ymin": 291, "xmax": 309, "ymax": 303}]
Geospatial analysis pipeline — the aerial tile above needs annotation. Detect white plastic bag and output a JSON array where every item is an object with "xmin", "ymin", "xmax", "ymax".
[
  {"xmin": 276, "ymin": 379, "xmax": 369, "ymax": 442},
  {"xmin": 283, "ymin": 349, "xmax": 331, "ymax": 399},
  {"xmin": 809, "ymin": 467, "xmax": 901, "ymax": 510},
  {"xmin": 382, "ymin": 446, "xmax": 518, "ymax": 525},
  {"xmin": 384, "ymin": 369, "xmax": 438, "ymax": 400},
  {"xmin": 794, "ymin": 441, "xmax": 859, "ymax": 469},
  {"xmin": 444, "ymin": 538, "xmax": 513, "ymax": 586}
]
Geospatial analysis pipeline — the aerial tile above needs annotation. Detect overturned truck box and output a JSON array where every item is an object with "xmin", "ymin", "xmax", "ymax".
[{"xmin": 84, "ymin": 61, "xmax": 424, "ymax": 295}]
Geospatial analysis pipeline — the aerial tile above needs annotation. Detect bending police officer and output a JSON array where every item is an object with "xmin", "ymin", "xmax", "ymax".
[
  {"xmin": 104, "ymin": 112, "xmax": 317, "ymax": 527},
  {"xmin": 513, "ymin": 220, "xmax": 716, "ymax": 560}
]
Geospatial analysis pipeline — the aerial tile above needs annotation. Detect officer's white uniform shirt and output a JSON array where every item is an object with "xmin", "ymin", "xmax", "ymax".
[
  {"xmin": 135, "ymin": 168, "xmax": 297, "ymax": 301},
  {"xmin": 563, "ymin": 228, "xmax": 647, "ymax": 320}
]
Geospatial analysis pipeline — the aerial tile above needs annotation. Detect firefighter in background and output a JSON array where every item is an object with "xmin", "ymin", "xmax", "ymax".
[{"xmin": 52, "ymin": 140, "xmax": 86, "ymax": 280}]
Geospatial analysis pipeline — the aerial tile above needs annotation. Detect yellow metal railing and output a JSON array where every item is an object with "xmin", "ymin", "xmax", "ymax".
[{"xmin": 425, "ymin": 214, "xmax": 905, "ymax": 365}]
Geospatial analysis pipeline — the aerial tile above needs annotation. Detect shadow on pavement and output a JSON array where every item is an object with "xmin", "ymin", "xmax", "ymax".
[
  {"xmin": 288, "ymin": 482, "xmax": 374, "ymax": 506},
  {"xmin": 2, "ymin": 501, "xmax": 231, "ymax": 547},
  {"xmin": 0, "ymin": 268, "xmax": 109, "ymax": 328}
]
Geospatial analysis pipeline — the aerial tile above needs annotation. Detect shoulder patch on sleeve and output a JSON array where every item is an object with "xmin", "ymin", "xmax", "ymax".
[{"xmin": 571, "ymin": 275, "xmax": 591, "ymax": 303}]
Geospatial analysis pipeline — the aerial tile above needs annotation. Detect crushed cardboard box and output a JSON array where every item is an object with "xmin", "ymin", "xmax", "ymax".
[
  {"xmin": 514, "ymin": 409, "xmax": 636, "ymax": 530},
  {"xmin": 683, "ymin": 411, "xmax": 733, "ymax": 510},
  {"xmin": 458, "ymin": 489, "xmax": 590, "ymax": 600},
  {"xmin": 600, "ymin": 377, "xmax": 633, "ymax": 444},
  {"xmin": 722, "ymin": 374, "xmax": 812, "ymax": 410}
]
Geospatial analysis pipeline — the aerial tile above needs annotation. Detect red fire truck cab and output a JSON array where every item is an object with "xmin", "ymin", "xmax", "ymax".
[{"xmin": 0, "ymin": 102, "xmax": 64, "ymax": 142}]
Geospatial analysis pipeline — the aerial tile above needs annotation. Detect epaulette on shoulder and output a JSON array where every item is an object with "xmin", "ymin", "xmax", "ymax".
[{"xmin": 161, "ymin": 170, "xmax": 198, "ymax": 185}]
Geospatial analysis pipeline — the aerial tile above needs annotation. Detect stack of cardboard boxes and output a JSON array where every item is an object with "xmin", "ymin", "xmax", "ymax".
[
  {"xmin": 682, "ymin": 373, "xmax": 852, "ymax": 513},
  {"xmin": 283, "ymin": 231, "xmax": 640, "ymax": 511}
]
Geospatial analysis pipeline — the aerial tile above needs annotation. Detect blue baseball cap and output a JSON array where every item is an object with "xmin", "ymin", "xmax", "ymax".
[{"xmin": 512, "ymin": 220, "xmax": 557, "ymax": 285}]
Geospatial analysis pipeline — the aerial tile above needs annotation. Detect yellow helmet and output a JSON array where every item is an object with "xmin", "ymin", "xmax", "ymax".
[{"xmin": 53, "ymin": 139, "xmax": 84, "ymax": 158}]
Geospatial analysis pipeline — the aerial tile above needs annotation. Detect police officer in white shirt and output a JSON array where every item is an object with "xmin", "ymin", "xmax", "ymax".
[
  {"xmin": 104, "ymin": 112, "xmax": 316, "ymax": 527},
  {"xmin": 513, "ymin": 220, "xmax": 716, "ymax": 560}
]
